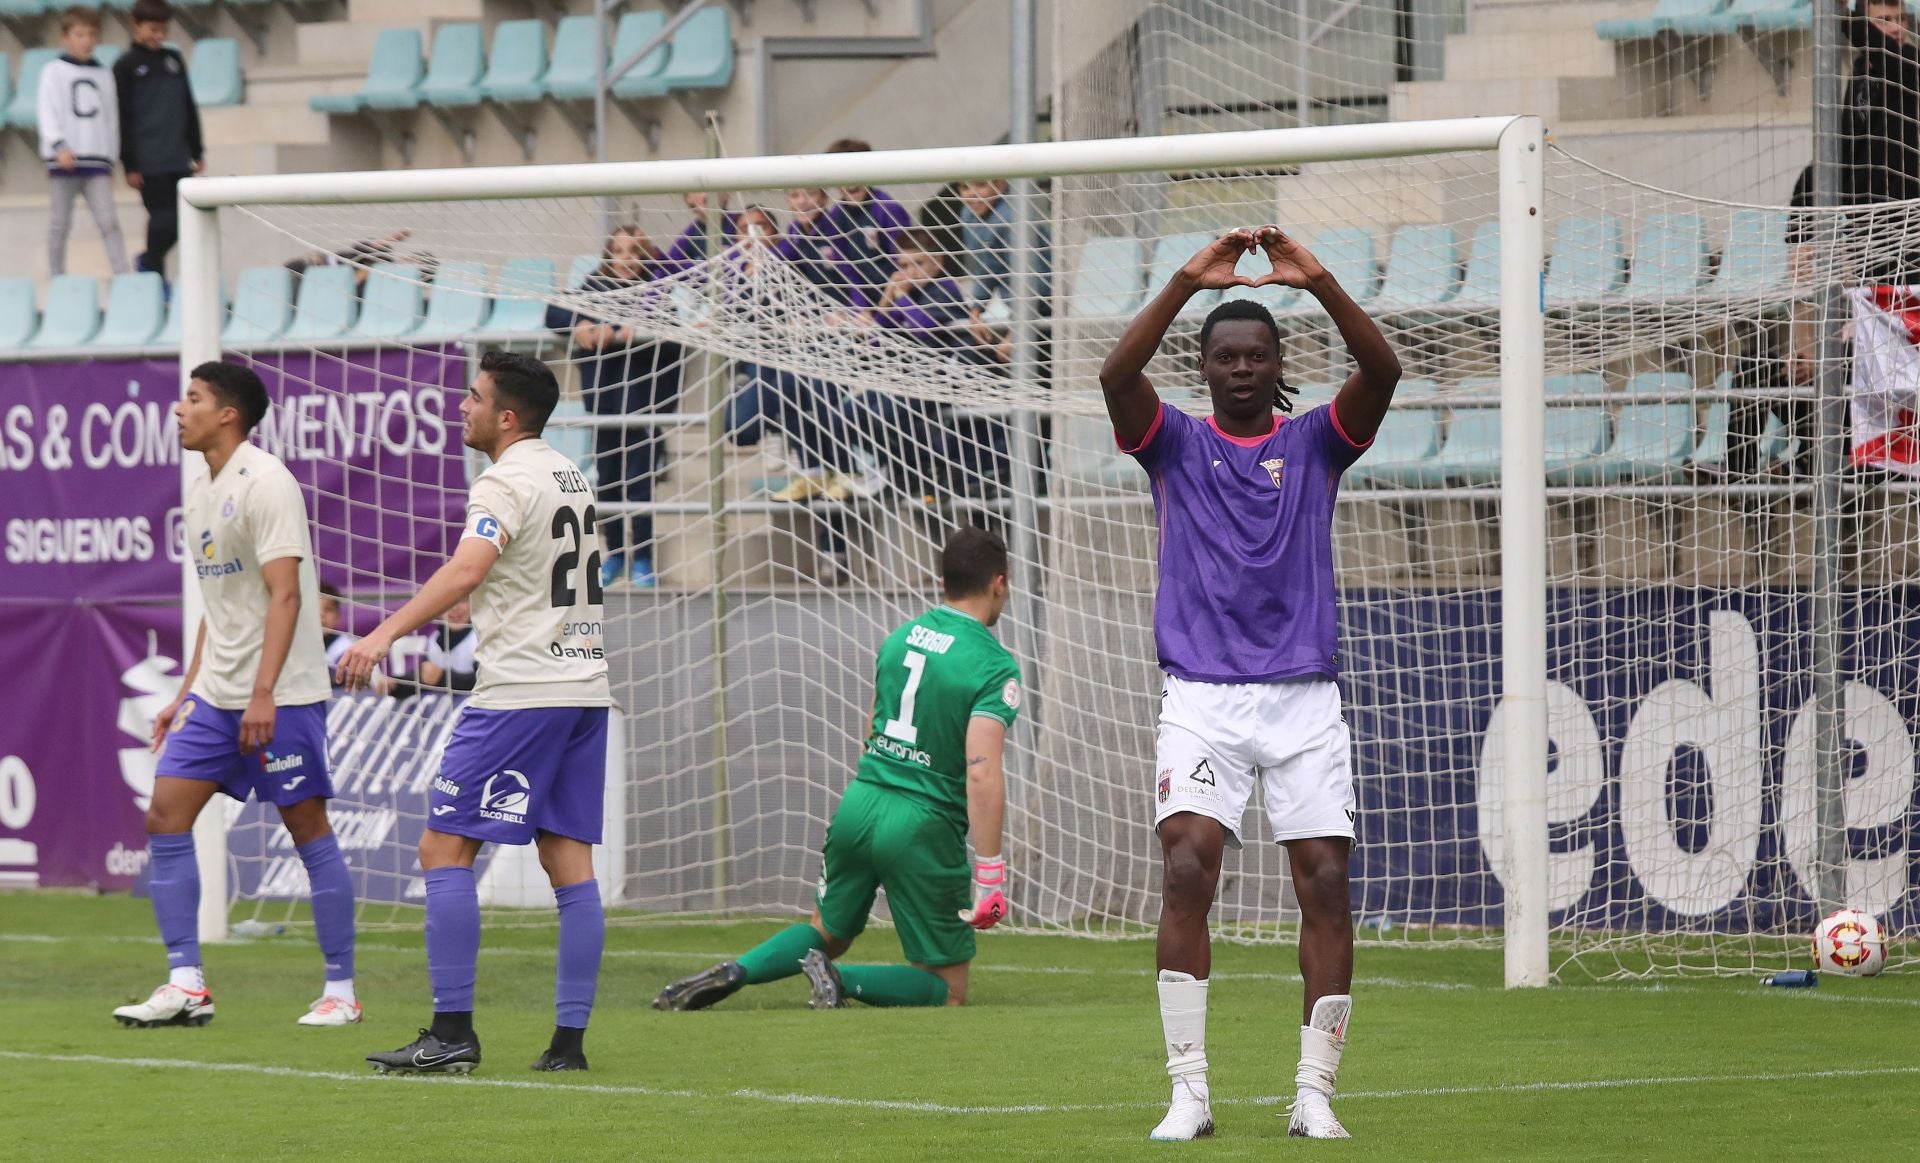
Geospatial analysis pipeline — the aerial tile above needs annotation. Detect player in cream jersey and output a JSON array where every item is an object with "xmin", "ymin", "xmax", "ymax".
[
  {"xmin": 339, "ymin": 352, "xmax": 611, "ymax": 1077},
  {"xmin": 119, "ymin": 361, "xmax": 361, "ymax": 1032}
]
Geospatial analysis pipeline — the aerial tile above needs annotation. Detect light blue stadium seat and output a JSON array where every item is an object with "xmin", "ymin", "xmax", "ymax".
[
  {"xmin": 1311, "ymin": 227, "xmax": 1379, "ymax": 304},
  {"xmin": 0, "ymin": 0, "xmax": 46, "ymax": 17},
  {"xmin": 95, "ymin": 272, "xmax": 166, "ymax": 346},
  {"xmin": 1547, "ymin": 372, "xmax": 1606, "ymax": 397},
  {"xmin": 0, "ymin": 55, "xmax": 12, "ymax": 124},
  {"xmin": 0, "ymin": 277, "xmax": 36, "ymax": 349},
  {"xmin": 1439, "ymin": 408, "xmax": 1503, "ymax": 482},
  {"xmin": 311, "ymin": 28, "xmax": 422, "ymax": 115},
  {"xmin": 567, "ymin": 253, "xmax": 600, "ymax": 289},
  {"xmin": 1627, "ymin": 214, "xmax": 1711, "ymax": 297},
  {"xmin": 189, "ymin": 38, "xmax": 243, "ymax": 108},
  {"xmin": 618, "ymin": 5, "xmax": 732, "ymax": 100},
  {"xmin": 543, "ymin": 16, "xmax": 605, "ymax": 102},
  {"xmin": 1373, "ymin": 225, "xmax": 1461, "ymax": 311},
  {"xmin": 475, "ymin": 19, "xmax": 547, "ymax": 106},
  {"xmin": 1290, "ymin": 382, "xmax": 1337, "ymax": 412},
  {"xmin": 1456, "ymin": 221, "xmax": 1501, "ymax": 308},
  {"xmin": 352, "ymin": 263, "xmax": 425, "ymax": 339},
  {"xmin": 1222, "ymin": 246, "xmax": 1297, "ymax": 312},
  {"xmin": 415, "ymin": 261, "xmax": 490, "ymax": 339},
  {"xmin": 1150, "ymin": 231, "xmax": 1220, "ymax": 322},
  {"xmin": 1070, "ymin": 236, "xmax": 1145, "ymax": 318},
  {"xmin": 1396, "ymin": 376, "xmax": 1440, "ymax": 400},
  {"xmin": 1602, "ymin": 403, "xmax": 1695, "ymax": 482},
  {"xmin": 418, "ymin": 23, "xmax": 485, "ymax": 108},
  {"xmin": 484, "ymin": 256, "xmax": 557, "ymax": 333},
  {"xmin": 224, "ymin": 266, "xmax": 293, "ymax": 344},
  {"xmin": 1712, "ymin": 209, "xmax": 1790, "ymax": 296},
  {"xmin": 546, "ymin": 400, "xmax": 596, "ymax": 480},
  {"xmin": 1693, "ymin": 400, "xmax": 1731, "ymax": 469},
  {"xmin": 283, "ymin": 264, "xmax": 357, "ymax": 340},
  {"xmin": 1350, "ymin": 407, "xmax": 1445, "ymax": 487},
  {"xmin": 1546, "ymin": 216, "xmax": 1628, "ymax": 302},
  {"xmin": 1627, "ymin": 370, "xmax": 1694, "ymax": 397},
  {"xmin": 1669, "ymin": 0, "xmax": 1806, "ymax": 34},
  {"xmin": 29, "ymin": 274, "xmax": 101, "ymax": 348},
  {"xmin": 1545, "ymin": 409, "xmax": 1612, "ymax": 484},
  {"xmin": 1596, "ymin": 0, "xmax": 1727, "ymax": 40},
  {"xmin": 156, "ymin": 285, "xmax": 189, "ymax": 344},
  {"xmin": 94, "ymin": 45, "xmax": 120, "ymax": 70},
  {"xmin": 8, "ymin": 48, "xmax": 59, "ymax": 128},
  {"xmin": 608, "ymin": 10, "xmax": 671, "ymax": 100}
]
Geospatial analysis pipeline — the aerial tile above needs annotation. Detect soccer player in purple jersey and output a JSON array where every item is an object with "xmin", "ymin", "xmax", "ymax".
[{"xmin": 1100, "ymin": 227, "xmax": 1401, "ymax": 1141}]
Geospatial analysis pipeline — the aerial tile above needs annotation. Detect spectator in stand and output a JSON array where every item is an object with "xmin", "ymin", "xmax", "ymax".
[
  {"xmin": 657, "ymin": 190, "xmax": 739, "ymax": 274},
  {"xmin": 41, "ymin": 6, "xmax": 130, "ymax": 276},
  {"xmin": 956, "ymin": 178, "xmax": 1053, "ymax": 311},
  {"xmin": 1845, "ymin": 0, "xmax": 1920, "ymax": 207},
  {"xmin": 1727, "ymin": 328, "xmax": 1815, "ymax": 481},
  {"xmin": 775, "ymin": 185, "xmax": 855, "ymax": 302},
  {"xmin": 320, "ymin": 581, "xmax": 389, "ymax": 695},
  {"xmin": 820, "ymin": 138, "xmax": 913, "ymax": 296},
  {"xmin": 286, "ymin": 228, "xmax": 415, "ymax": 299},
  {"xmin": 917, "ymin": 181, "xmax": 968, "ymax": 263},
  {"xmin": 546, "ymin": 224, "xmax": 683, "ymax": 590},
  {"xmin": 384, "ymin": 599, "xmax": 479, "ymax": 699},
  {"xmin": 115, "ymin": 0, "xmax": 203, "ymax": 279}
]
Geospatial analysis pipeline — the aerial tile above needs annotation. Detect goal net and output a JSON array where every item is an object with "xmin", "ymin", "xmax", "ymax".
[{"xmin": 190, "ymin": 119, "xmax": 1915, "ymax": 982}]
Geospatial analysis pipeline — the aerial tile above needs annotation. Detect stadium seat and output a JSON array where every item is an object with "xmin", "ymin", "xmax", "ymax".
[
  {"xmin": 417, "ymin": 23, "xmax": 485, "ymax": 109},
  {"xmin": 1712, "ymin": 209, "xmax": 1790, "ymax": 296},
  {"xmin": 1547, "ymin": 372, "xmax": 1606, "ymax": 397},
  {"xmin": 1223, "ymin": 246, "xmax": 1297, "ymax": 312},
  {"xmin": 94, "ymin": 44, "xmax": 120, "ymax": 70},
  {"xmin": 617, "ymin": 5, "xmax": 733, "ymax": 100},
  {"xmin": 282, "ymin": 264, "xmax": 357, "ymax": 340},
  {"xmin": 1455, "ymin": 221, "xmax": 1501, "ymax": 309},
  {"xmin": 543, "ymin": 16, "xmax": 605, "ymax": 102},
  {"xmin": 608, "ymin": 10, "xmax": 672, "ymax": 100},
  {"xmin": 351, "ymin": 263, "xmax": 425, "ymax": 339},
  {"xmin": 311, "ymin": 28, "xmax": 423, "ymax": 115},
  {"xmin": 0, "ymin": 277, "xmax": 36, "ymax": 349},
  {"xmin": 1437, "ymin": 408, "xmax": 1503, "ymax": 482},
  {"xmin": 8, "ymin": 48, "xmax": 59, "ymax": 128},
  {"xmin": 156, "ymin": 286, "xmax": 186, "ymax": 344},
  {"xmin": 94, "ymin": 272, "xmax": 166, "ymax": 346},
  {"xmin": 1595, "ymin": 0, "xmax": 1727, "ymax": 41},
  {"xmin": 414, "ymin": 261, "xmax": 490, "ymax": 339},
  {"xmin": 483, "ymin": 256, "xmax": 557, "ymax": 333},
  {"xmin": 28, "ymin": 274, "xmax": 101, "ymax": 348},
  {"xmin": 1396, "ymin": 375, "xmax": 1440, "ymax": 400},
  {"xmin": 224, "ymin": 266, "xmax": 293, "ymax": 344},
  {"xmin": 1601, "ymin": 403, "xmax": 1695, "ymax": 481},
  {"xmin": 567, "ymin": 253, "xmax": 600, "ymax": 289},
  {"xmin": 1373, "ymin": 225, "xmax": 1461, "ymax": 311},
  {"xmin": 475, "ymin": 19, "xmax": 548, "ymax": 106},
  {"xmin": 1543, "ymin": 409, "xmax": 1612, "ymax": 485},
  {"xmin": 1150, "ymin": 231, "xmax": 1220, "ymax": 322},
  {"xmin": 1545, "ymin": 216, "xmax": 1628, "ymax": 302},
  {"xmin": 189, "ymin": 38, "xmax": 243, "ymax": 108},
  {"xmin": 1669, "ymin": 0, "xmax": 1809, "ymax": 34},
  {"xmin": 1311, "ymin": 227, "xmax": 1379, "ymax": 304},
  {"xmin": 546, "ymin": 400, "xmax": 596, "ymax": 480},
  {"xmin": 1627, "ymin": 371, "xmax": 1695, "ymax": 397},
  {"xmin": 1692, "ymin": 400, "xmax": 1731, "ymax": 470},
  {"xmin": 1349, "ymin": 407, "xmax": 1445, "ymax": 487},
  {"xmin": 1626, "ymin": 214, "xmax": 1711, "ymax": 297},
  {"xmin": 0, "ymin": 0, "xmax": 44, "ymax": 17},
  {"xmin": 0, "ymin": 55, "xmax": 12, "ymax": 124},
  {"xmin": 1069, "ymin": 236, "xmax": 1145, "ymax": 318}
]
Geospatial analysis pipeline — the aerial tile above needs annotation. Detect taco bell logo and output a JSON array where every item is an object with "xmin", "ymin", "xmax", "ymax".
[{"xmin": 479, "ymin": 770, "xmax": 530, "ymax": 824}]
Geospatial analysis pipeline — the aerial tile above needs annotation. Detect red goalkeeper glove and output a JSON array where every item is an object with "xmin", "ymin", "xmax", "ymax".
[{"xmin": 957, "ymin": 856, "xmax": 1008, "ymax": 930}]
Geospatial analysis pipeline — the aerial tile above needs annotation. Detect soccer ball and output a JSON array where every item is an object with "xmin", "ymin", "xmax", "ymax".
[{"xmin": 1812, "ymin": 908, "xmax": 1887, "ymax": 977}]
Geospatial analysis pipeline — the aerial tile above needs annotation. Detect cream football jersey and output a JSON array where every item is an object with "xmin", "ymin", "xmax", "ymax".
[
  {"xmin": 185, "ymin": 441, "xmax": 331, "ymax": 709},
  {"xmin": 460, "ymin": 437, "xmax": 613, "ymax": 709}
]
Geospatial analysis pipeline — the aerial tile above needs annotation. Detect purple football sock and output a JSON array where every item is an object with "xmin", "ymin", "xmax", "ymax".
[
  {"xmin": 425, "ymin": 866, "xmax": 480, "ymax": 1014},
  {"xmin": 554, "ymin": 879, "xmax": 604, "ymax": 1029},
  {"xmin": 148, "ymin": 832, "xmax": 201, "ymax": 971},
  {"xmin": 295, "ymin": 834, "xmax": 356, "ymax": 981}
]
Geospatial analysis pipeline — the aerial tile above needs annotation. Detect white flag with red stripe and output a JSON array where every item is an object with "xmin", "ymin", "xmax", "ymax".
[{"xmin": 1850, "ymin": 286, "xmax": 1920, "ymax": 476}]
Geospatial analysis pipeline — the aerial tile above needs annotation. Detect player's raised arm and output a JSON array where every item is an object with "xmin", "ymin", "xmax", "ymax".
[
  {"xmin": 1100, "ymin": 230, "xmax": 1258, "ymax": 448},
  {"xmin": 335, "ymin": 538, "xmax": 499, "ymax": 691},
  {"xmin": 958, "ymin": 714, "xmax": 1009, "ymax": 930},
  {"xmin": 1252, "ymin": 226, "xmax": 1402, "ymax": 443}
]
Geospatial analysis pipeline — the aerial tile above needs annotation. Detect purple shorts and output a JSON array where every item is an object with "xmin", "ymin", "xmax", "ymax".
[
  {"xmin": 155, "ymin": 695, "xmax": 334, "ymax": 806},
  {"xmin": 430, "ymin": 705, "xmax": 609, "ymax": 846}
]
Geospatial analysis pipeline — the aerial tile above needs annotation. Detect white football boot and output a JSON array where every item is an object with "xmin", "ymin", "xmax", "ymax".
[
  {"xmin": 297, "ymin": 996, "xmax": 364, "ymax": 1026},
  {"xmin": 1149, "ymin": 1076, "xmax": 1215, "ymax": 1141},
  {"xmin": 1286, "ymin": 1090, "xmax": 1351, "ymax": 1139},
  {"xmin": 112, "ymin": 983, "xmax": 215, "ymax": 1028}
]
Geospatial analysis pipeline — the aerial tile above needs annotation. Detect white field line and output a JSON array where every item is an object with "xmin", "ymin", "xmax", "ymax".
[{"xmin": 2, "ymin": 1050, "xmax": 1919, "ymax": 1115}]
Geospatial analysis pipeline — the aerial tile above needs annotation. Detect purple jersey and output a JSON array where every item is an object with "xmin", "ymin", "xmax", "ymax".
[{"xmin": 1122, "ymin": 400, "xmax": 1370, "ymax": 683}]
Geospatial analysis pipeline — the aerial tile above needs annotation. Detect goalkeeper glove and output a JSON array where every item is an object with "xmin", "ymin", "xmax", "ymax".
[{"xmin": 957, "ymin": 856, "xmax": 1009, "ymax": 930}]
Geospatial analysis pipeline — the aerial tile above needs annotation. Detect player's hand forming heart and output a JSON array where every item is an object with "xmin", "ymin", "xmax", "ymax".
[
  {"xmin": 1250, "ymin": 225, "xmax": 1327, "ymax": 289},
  {"xmin": 1178, "ymin": 230, "xmax": 1258, "ymax": 291}
]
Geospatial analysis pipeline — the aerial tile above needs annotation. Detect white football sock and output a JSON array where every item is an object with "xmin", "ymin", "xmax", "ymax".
[
  {"xmin": 1158, "ymin": 969, "xmax": 1210, "ymax": 1099},
  {"xmin": 322, "ymin": 978, "xmax": 356, "ymax": 1004},
  {"xmin": 169, "ymin": 965, "xmax": 206, "ymax": 992},
  {"xmin": 1296, "ymin": 993, "xmax": 1351, "ymax": 1099}
]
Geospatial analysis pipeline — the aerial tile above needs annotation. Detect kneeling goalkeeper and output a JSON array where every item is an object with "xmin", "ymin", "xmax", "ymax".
[{"xmin": 654, "ymin": 526, "xmax": 1020, "ymax": 1010}]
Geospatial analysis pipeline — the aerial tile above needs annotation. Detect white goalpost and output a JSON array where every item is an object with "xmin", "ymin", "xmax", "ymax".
[{"xmin": 177, "ymin": 116, "xmax": 1557, "ymax": 986}]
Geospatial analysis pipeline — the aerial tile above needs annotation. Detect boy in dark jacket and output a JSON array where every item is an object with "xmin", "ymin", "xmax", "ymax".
[{"xmin": 115, "ymin": 0, "xmax": 204, "ymax": 277}]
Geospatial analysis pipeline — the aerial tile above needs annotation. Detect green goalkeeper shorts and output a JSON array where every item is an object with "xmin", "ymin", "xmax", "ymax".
[{"xmin": 815, "ymin": 779, "xmax": 975, "ymax": 968}]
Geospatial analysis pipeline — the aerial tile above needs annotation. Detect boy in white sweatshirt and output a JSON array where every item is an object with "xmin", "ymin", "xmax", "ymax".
[{"xmin": 40, "ymin": 6, "xmax": 130, "ymax": 275}]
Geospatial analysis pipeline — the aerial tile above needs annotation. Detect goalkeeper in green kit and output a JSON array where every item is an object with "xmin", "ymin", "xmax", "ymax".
[{"xmin": 653, "ymin": 526, "xmax": 1020, "ymax": 1010}]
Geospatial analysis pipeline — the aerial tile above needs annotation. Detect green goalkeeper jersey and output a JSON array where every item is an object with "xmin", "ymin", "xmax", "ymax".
[{"xmin": 854, "ymin": 605, "xmax": 1023, "ymax": 824}]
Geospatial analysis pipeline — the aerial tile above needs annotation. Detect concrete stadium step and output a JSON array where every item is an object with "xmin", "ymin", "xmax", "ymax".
[
  {"xmin": 201, "ymin": 100, "xmax": 335, "ymax": 148},
  {"xmin": 1466, "ymin": 0, "xmax": 1654, "ymax": 36},
  {"xmin": 1440, "ymin": 31, "xmax": 1619, "ymax": 81}
]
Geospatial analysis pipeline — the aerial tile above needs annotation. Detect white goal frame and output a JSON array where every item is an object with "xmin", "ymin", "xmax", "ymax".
[{"xmin": 176, "ymin": 116, "xmax": 1552, "ymax": 988}]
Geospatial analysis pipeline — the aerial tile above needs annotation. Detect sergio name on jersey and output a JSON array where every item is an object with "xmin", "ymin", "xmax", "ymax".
[
  {"xmin": 459, "ymin": 438, "xmax": 613, "ymax": 710},
  {"xmin": 855, "ymin": 606, "xmax": 1022, "ymax": 824},
  {"xmin": 185, "ymin": 441, "xmax": 330, "ymax": 709}
]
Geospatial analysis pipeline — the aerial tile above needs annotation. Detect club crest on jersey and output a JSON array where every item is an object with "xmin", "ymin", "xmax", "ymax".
[
  {"xmin": 1260, "ymin": 457, "xmax": 1286, "ymax": 488},
  {"xmin": 1157, "ymin": 769, "xmax": 1172, "ymax": 805},
  {"xmin": 220, "ymin": 497, "xmax": 236, "ymax": 520}
]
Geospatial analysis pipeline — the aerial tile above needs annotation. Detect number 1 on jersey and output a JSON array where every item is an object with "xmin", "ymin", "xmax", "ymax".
[{"xmin": 882, "ymin": 650, "xmax": 927, "ymax": 745}]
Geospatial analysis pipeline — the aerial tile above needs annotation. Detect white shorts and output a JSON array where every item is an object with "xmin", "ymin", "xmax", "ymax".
[{"xmin": 1153, "ymin": 676, "xmax": 1356, "ymax": 849}]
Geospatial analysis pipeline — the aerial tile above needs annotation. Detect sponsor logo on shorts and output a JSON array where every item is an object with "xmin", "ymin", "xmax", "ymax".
[
  {"xmin": 281, "ymin": 775, "xmax": 306, "ymax": 792},
  {"xmin": 433, "ymin": 776, "xmax": 461, "ymax": 797},
  {"xmin": 432, "ymin": 805, "xmax": 457, "ymax": 817},
  {"xmin": 1189, "ymin": 759, "xmax": 1216, "ymax": 787},
  {"xmin": 264, "ymin": 751, "xmax": 303, "ymax": 775},
  {"xmin": 1261, "ymin": 457, "xmax": 1286, "ymax": 488},
  {"xmin": 479, "ymin": 769, "xmax": 530, "ymax": 825}
]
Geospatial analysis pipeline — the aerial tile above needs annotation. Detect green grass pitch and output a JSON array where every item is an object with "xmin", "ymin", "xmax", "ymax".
[{"xmin": 5, "ymin": 893, "xmax": 1918, "ymax": 1161}]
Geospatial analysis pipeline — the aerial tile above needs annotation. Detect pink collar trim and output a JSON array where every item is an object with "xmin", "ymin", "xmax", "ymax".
[{"xmin": 1206, "ymin": 413, "xmax": 1283, "ymax": 447}]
